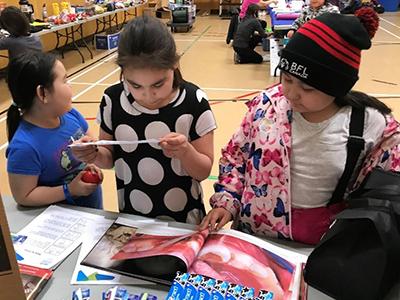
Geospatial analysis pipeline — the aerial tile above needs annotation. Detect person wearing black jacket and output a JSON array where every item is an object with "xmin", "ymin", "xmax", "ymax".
[{"xmin": 233, "ymin": 4, "xmax": 269, "ymax": 64}]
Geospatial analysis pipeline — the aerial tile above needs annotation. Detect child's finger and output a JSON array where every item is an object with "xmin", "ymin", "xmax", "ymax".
[
  {"xmin": 209, "ymin": 213, "xmax": 222, "ymax": 232},
  {"xmin": 216, "ymin": 213, "xmax": 231, "ymax": 230},
  {"xmin": 199, "ymin": 215, "xmax": 211, "ymax": 230},
  {"xmin": 164, "ymin": 137, "xmax": 183, "ymax": 145},
  {"xmin": 97, "ymin": 169, "xmax": 104, "ymax": 181}
]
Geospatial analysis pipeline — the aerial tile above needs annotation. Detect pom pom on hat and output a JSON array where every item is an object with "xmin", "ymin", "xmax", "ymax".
[
  {"xmin": 278, "ymin": 12, "xmax": 377, "ymax": 97},
  {"xmin": 355, "ymin": 6, "xmax": 379, "ymax": 38}
]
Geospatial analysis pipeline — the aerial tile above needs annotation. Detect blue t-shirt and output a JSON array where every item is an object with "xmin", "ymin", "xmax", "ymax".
[{"xmin": 6, "ymin": 108, "xmax": 102, "ymax": 209}]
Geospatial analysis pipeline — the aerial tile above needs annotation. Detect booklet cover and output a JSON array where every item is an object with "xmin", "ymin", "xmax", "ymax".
[
  {"xmin": 19, "ymin": 263, "xmax": 53, "ymax": 300},
  {"xmin": 82, "ymin": 218, "xmax": 307, "ymax": 300}
]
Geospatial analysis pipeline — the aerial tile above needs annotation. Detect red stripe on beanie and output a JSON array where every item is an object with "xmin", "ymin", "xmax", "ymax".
[
  {"xmin": 310, "ymin": 19, "xmax": 361, "ymax": 55},
  {"xmin": 306, "ymin": 22, "xmax": 360, "ymax": 64},
  {"xmin": 298, "ymin": 28, "xmax": 360, "ymax": 69}
]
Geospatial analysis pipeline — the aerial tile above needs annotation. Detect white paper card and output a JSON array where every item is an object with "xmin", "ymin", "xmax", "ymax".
[
  {"xmin": 13, "ymin": 205, "xmax": 106, "ymax": 269},
  {"xmin": 68, "ymin": 139, "xmax": 160, "ymax": 148}
]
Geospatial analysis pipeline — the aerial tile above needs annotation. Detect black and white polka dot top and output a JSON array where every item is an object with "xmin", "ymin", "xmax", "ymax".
[{"xmin": 98, "ymin": 80, "xmax": 217, "ymax": 224}]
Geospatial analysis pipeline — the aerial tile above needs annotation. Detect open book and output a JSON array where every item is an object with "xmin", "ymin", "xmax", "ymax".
[{"xmin": 82, "ymin": 218, "xmax": 307, "ymax": 300}]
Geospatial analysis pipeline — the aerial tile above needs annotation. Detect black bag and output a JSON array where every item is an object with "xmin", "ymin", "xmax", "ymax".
[
  {"xmin": 304, "ymin": 168, "xmax": 400, "ymax": 300},
  {"xmin": 172, "ymin": 8, "xmax": 189, "ymax": 24}
]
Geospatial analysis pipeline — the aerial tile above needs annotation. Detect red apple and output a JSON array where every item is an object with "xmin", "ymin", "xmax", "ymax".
[{"xmin": 81, "ymin": 170, "xmax": 101, "ymax": 184}]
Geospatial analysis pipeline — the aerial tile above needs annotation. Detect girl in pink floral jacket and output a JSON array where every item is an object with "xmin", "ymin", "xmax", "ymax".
[{"xmin": 200, "ymin": 8, "xmax": 400, "ymax": 244}]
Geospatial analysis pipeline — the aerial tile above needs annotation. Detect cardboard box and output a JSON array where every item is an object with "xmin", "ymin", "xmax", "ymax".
[
  {"xmin": 143, "ymin": 7, "xmax": 156, "ymax": 17},
  {"xmin": 95, "ymin": 32, "xmax": 120, "ymax": 50},
  {"xmin": 156, "ymin": 9, "xmax": 172, "ymax": 19},
  {"xmin": 0, "ymin": 193, "xmax": 26, "ymax": 300}
]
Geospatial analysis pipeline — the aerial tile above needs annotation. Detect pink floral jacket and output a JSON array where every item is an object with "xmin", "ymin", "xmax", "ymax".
[{"xmin": 210, "ymin": 84, "xmax": 400, "ymax": 240}]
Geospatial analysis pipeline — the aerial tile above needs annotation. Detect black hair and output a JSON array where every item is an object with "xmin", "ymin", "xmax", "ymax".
[
  {"xmin": 334, "ymin": 90, "xmax": 392, "ymax": 115},
  {"xmin": 246, "ymin": 4, "xmax": 260, "ymax": 18},
  {"xmin": 7, "ymin": 52, "xmax": 57, "ymax": 142},
  {"xmin": 0, "ymin": 6, "xmax": 30, "ymax": 37},
  {"xmin": 117, "ymin": 16, "xmax": 183, "ymax": 88}
]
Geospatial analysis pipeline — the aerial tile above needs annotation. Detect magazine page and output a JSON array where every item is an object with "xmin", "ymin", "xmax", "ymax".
[
  {"xmin": 188, "ymin": 228, "xmax": 308, "ymax": 300},
  {"xmin": 71, "ymin": 217, "xmax": 160, "ymax": 285},
  {"xmin": 82, "ymin": 218, "xmax": 205, "ymax": 284},
  {"xmin": 19, "ymin": 264, "xmax": 53, "ymax": 300}
]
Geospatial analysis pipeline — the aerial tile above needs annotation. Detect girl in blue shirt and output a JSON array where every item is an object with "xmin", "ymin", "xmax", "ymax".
[{"xmin": 6, "ymin": 52, "xmax": 103, "ymax": 209}]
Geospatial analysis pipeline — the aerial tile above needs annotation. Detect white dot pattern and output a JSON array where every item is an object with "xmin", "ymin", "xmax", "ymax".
[
  {"xmin": 190, "ymin": 179, "xmax": 201, "ymax": 199},
  {"xmin": 115, "ymin": 158, "xmax": 132, "ymax": 185},
  {"xmin": 99, "ymin": 82, "xmax": 216, "ymax": 224},
  {"xmin": 102, "ymin": 94, "xmax": 113, "ymax": 131},
  {"xmin": 144, "ymin": 121, "xmax": 170, "ymax": 150},
  {"xmin": 120, "ymin": 90, "xmax": 142, "ymax": 116},
  {"xmin": 171, "ymin": 158, "xmax": 188, "ymax": 176},
  {"xmin": 186, "ymin": 209, "xmax": 203, "ymax": 224},
  {"xmin": 196, "ymin": 110, "xmax": 216, "ymax": 136},
  {"xmin": 175, "ymin": 114, "xmax": 194, "ymax": 137},
  {"xmin": 130, "ymin": 189, "xmax": 153, "ymax": 214},
  {"xmin": 196, "ymin": 89, "xmax": 208, "ymax": 102},
  {"xmin": 164, "ymin": 188, "xmax": 187, "ymax": 212},
  {"xmin": 137, "ymin": 157, "xmax": 164, "ymax": 185},
  {"xmin": 115, "ymin": 124, "xmax": 138, "ymax": 153}
]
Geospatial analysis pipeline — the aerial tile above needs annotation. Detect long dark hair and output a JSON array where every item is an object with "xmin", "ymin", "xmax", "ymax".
[
  {"xmin": 117, "ymin": 16, "xmax": 183, "ymax": 88},
  {"xmin": 7, "ymin": 52, "xmax": 57, "ymax": 141},
  {"xmin": 334, "ymin": 90, "xmax": 392, "ymax": 115},
  {"xmin": 0, "ymin": 6, "xmax": 30, "ymax": 37},
  {"xmin": 246, "ymin": 4, "xmax": 260, "ymax": 18}
]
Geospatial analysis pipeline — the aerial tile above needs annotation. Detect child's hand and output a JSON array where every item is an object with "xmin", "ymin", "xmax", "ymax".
[
  {"xmin": 199, "ymin": 208, "xmax": 232, "ymax": 231},
  {"xmin": 159, "ymin": 133, "xmax": 191, "ymax": 159},
  {"xmin": 287, "ymin": 30, "xmax": 295, "ymax": 38},
  {"xmin": 81, "ymin": 164, "xmax": 103, "ymax": 184},
  {"xmin": 70, "ymin": 135, "xmax": 98, "ymax": 163},
  {"xmin": 68, "ymin": 165, "xmax": 103, "ymax": 197}
]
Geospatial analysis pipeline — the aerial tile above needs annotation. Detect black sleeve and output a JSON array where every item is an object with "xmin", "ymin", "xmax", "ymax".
[{"xmin": 252, "ymin": 19, "xmax": 268, "ymax": 38}]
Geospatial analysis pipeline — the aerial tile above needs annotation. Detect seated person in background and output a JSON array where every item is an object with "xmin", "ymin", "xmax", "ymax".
[
  {"xmin": 0, "ymin": 6, "xmax": 42, "ymax": 61},
  {"xmin": 6, "ymin": 52, "xmax": 103, "ymax": 209},
  {"xmin": 287, "ymin": 0, "xmax": 339, "ymax": 38},
  {"xmin": 233, "ymin": 4, "xmax": 270, "ymax": 64}
]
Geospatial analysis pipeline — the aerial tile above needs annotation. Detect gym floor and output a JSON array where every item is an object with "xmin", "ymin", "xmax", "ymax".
[{"xmin": 0, "ymin": 14, "xmax": 399, "ymax": 213}]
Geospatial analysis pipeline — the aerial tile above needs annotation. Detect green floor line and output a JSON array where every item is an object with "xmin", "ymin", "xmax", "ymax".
[{"xmin": 181, "ymin": 25, "xmax": 212, "ymax": 56}]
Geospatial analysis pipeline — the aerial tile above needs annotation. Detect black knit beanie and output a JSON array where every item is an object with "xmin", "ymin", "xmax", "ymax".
[{"xmin": 278, "ymin": 8, "xmax": 379, "ymax": 97}]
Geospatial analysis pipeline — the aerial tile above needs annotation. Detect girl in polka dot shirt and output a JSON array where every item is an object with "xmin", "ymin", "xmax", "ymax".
[{"xmin": 72, "ymin": 16, "xmax": 217, "ymax": 224}]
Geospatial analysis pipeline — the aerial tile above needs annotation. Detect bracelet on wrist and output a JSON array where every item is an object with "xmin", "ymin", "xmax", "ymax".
[{"xmin": 63, "ymin": 183, "xmax": 74, "ymax": 204}]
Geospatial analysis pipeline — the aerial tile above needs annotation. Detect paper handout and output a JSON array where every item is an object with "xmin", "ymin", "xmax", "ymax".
[{"xmin": 68, "ymin": 139, "xmax": 160, "ymax": 148}]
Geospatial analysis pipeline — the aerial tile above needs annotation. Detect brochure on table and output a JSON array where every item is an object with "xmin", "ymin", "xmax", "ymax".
[{"xmin": 13, "ymin": 205, "xmax": 109, "ymax": 270}]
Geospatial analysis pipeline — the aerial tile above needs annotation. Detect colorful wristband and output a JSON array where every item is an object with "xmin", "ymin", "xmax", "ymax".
[{"xmin": 63, "ymin": 183, "xmax": 74, "ymax": 204}]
